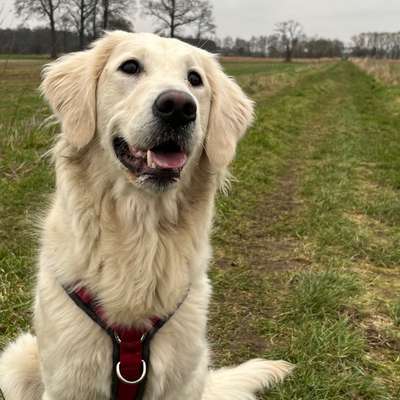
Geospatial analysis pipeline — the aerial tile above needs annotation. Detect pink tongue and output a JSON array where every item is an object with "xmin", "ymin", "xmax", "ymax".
[{"xmin": 150, "ymin": 150, "xmax": 188, "ymax": 169}]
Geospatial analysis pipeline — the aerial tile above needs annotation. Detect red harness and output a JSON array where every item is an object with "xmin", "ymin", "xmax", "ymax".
[{"xmin": 64, "ymin": 285, "xmax": 187, "ymax": 400}]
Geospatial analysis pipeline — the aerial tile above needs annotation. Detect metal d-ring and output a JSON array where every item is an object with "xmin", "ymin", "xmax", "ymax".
[{"xmin": 116, "ymin": 360, "xmax": 147, "ymax": 385}]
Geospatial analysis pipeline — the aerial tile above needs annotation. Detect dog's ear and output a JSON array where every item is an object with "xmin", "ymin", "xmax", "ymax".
[
  {"xmin": 205, "ymin": 57, "xmax": 254, "ymax": 170},
  {"xmin": 40, "ymin": 31, "xmax": 126, "ymax": 149}
]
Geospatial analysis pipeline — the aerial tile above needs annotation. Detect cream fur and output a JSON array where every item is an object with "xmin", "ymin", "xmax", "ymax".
[{"xmin": 0, "ymin": 32, "xmax": 293, "ymax": 400}]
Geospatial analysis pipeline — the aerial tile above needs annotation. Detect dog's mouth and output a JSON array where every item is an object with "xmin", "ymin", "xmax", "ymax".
[{"xmin": 113, "ymin": 136, "xmax": 188, "ymax": 185}]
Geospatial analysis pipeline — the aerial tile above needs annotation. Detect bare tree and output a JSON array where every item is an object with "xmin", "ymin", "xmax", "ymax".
[
  {"xmin": 234, "ymin": 37, "xmax": 250, "ymax": 56},
  {"xmin": 102, "ymin": 0, "xmax": 135, "ymax": 30},
  {"xmin": 102, "ymin": 0, "xmax": 110, "ymax": 29},
  {"xmin": 141, "ymin": 0, "xmax": 215, "ymax": 38},
  {"xmin": 62, "ymin": 0, "xmax": 97, "ymax": 49},
  {"xmin": 87, "ymin": 0, "xmax": 135, "ymax": 39},
  {"xmin": 59, "ymin": 0, "xmax": 133, "ymax": 50},
  {"xmin": 249, "ymin": 36, "xmax": 258, "ymax": 55},
  {"xmin": 91, "ymin": 0, "xmax": 99, "ymax": 39},
  {"xmin": 275, "ymin": 20, "xmax": 305, "ymax": 62},
  {"xmin": 256, "ymin": 36, "xmax": 268, "ymax": 57},
  {"xmin": 223, "ymin": 36, "xmax": 234, "ymax": 51},
  {"xmin": 15, "ymin": 0, "xmax": 61, "ymax": 58},
  {"xmin": 195, "ymin": 1, "xmax": 215, "ymax": 40}
]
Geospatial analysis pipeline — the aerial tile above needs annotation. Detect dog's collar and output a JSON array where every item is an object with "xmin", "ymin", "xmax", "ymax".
[{"xmin": 63, "ymin": 284, "xmax": 189, "ymax": 400}]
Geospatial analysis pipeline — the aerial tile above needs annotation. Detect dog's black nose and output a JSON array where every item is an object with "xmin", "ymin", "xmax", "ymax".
[{"xmin": 153, "ymin": 90, "xmax": 197, "ymax": 126}]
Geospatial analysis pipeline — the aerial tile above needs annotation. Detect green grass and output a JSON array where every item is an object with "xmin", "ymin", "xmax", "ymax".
[
  {"xmin": 0, "ymin": 59, "xmax": 55, "ymax": 346},
  {"xmin": 210, "ymin": 61, "xmax": 400, "ymax": 399},
  {"xmin": 1, "ymin": 58, "xmax": 400, "ymax": 399},
  {"xmin": 0, "ymin": 54, "xmax": 50, "ymax": 60},
  {"xmin": 222, "ymin": 61, "xmax": 308, "ymax": 76}
]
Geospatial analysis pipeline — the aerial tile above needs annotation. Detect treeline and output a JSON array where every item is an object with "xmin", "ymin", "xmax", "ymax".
[
  {"xmin": 352, "ymin": 32, "xmax": 400, "ymax": 59},
  {"xmin": 0, "ymin": 27, "xmax": 345, "ymax": 59},
  {"xmin": 0, "ymin": 28, "xmax": 79, "ymax": 55},
  {"xmin": 12, "ymin": 0, "xmax": 135, "ymax": 57},
  {"xmin": 0, "ymin": 27, "xmax": 218, "ymax": 55},
  {"xmin": 0, "ymin": 5, "xmax": 346, "ymax": 60},
  {"xmin": 217, "ymin": 36, "xmax": 345, "ymax": 58},
  {"xmin": 9, "ymin": 0, "xmax": 216, "ymax": 57},
  {"xmin": 3, "ymin": 1, "xmax": 400, "ymax": 60}
]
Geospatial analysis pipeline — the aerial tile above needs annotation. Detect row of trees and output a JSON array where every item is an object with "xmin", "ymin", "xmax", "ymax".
[
  {"xmin": 0, "ymin": 27, "xmax": 220, "ymax": 55},
  {"xmin": 0, "ymin": 25, "xmax": 346, "ymax": 60},
  {"xmin": 12, "ymin": 0, "xmax": 216, "ymax": 57},
  {"xmin": 15, "ymin": 0, "xmax": 135, "ymax": 57},
  {"xmin": 219, "ymin": 24, "xmax": 344, "ymax": 60},
  {"xmin": 0, "ymin": 27, "xmax": 79, "ymax": 54},
  {"xmin": 6, "ymin": 0, "xmax": 399, "ymax": 60},
  {"xmin": 351, "ymin": 32, "xmax": 400, "ymax": 59}
]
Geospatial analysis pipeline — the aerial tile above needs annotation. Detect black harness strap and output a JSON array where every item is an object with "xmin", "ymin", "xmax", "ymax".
[{"xmin": 66, "ymin": 290, "xmax": 122, "ymax": 399}]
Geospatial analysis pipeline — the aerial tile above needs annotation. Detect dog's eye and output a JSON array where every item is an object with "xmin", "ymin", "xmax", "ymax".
[
  {"xmin": 119, "ymin": 59, "xmax": 141, "ymax": 75},
  {"xmin": 188, "ymin": 71, "xmax": 203, "ymax": 87}
]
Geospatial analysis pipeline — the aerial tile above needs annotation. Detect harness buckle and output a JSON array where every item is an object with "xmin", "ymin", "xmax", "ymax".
[
  {"xmin": 116, "ymin": 360, "xmax": 147, "ymax": 385},
  {"xmin": 114, "ymin": 332, "xmax": 147, "ymax": 344}
]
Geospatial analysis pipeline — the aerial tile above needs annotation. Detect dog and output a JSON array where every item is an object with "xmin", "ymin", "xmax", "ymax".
[{"xmin": 0, "ymin": 32, "xmax": 293, "ymax": 400}]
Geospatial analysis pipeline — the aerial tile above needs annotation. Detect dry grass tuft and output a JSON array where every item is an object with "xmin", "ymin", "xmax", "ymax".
[{"xmin": 352, "ymin": 58, "xmax": 400, "ymax": 85}]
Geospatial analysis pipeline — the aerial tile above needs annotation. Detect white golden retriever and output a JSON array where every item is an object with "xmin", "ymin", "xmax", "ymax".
[{"xmin": 0, "ymin": 32, "xmax": 293, "ymax": 400}]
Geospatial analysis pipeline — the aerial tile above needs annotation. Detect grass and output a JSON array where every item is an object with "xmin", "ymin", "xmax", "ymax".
[
  {"xmin": 1, "ymin": 58, "xmax": 400, "ymax": 399},
  {"xmin": 222, "ymin": 61, "xmax": 308, "ymax": 76},
  {"xmin": 0, "ymin": 54, "xmax": 50, "ymax": 60},
  {"xmin": 210, "ymin": 61, "xmax": 400, "ymax": 398}
]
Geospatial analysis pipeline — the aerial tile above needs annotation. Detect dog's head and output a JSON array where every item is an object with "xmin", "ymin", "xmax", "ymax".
[{"xmin": 41, "ymin": 32, "xmax": 254, "ymax": 192}]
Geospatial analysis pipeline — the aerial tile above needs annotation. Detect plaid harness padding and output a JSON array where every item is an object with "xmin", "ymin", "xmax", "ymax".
[{"xmin": 64, "ymin": 285, "xmax": 187, "ymax": 400}]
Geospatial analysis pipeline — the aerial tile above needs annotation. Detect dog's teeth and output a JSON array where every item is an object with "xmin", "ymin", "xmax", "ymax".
[
  {"xmin": 147, "ymin": 150, "xmax": 152, "ymax": 167},
  {"xmin": 152, "ymin": 162, "xmax": 156, "ymax": 169}
]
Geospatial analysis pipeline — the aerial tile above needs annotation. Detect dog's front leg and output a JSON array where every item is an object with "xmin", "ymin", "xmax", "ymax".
[{"xmin": 35, "ymin": 279, "xmax": 113, "ymax": 400}]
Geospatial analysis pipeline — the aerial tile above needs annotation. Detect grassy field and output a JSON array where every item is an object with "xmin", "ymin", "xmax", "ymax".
[{"xmin": 1, "ymin": 58, "xmax": 400, "ymax": 399}]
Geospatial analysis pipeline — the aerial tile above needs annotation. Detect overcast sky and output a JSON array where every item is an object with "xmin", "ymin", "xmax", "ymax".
[{"xmin": 1, "ymin": 0, "xmax": 399, "ymax": 44}]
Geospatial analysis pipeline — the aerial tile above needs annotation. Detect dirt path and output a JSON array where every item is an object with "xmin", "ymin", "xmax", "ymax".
[{"xmin": 210, "ymin": 63, "xmax": 341, "ymax": 359}]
